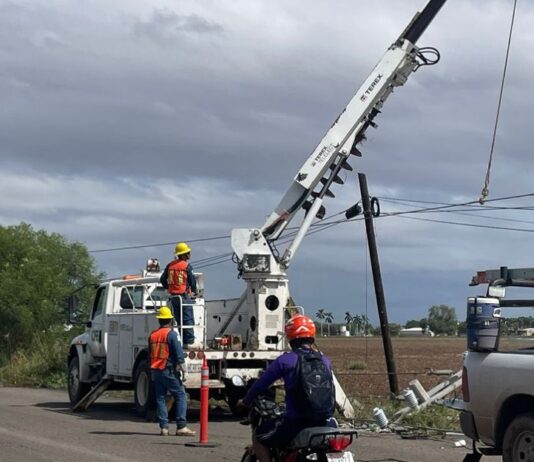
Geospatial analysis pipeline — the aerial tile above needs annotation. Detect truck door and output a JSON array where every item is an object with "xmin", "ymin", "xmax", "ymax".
[{"xmin": 88, "ymin": 286, "xmax": 107, "ymax": 358}]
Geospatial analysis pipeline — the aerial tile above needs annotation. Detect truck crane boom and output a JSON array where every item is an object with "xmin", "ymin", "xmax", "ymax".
[
  {"xmin": 228, "ymin": 0, "xmax": 447, "ymax": 353},
  {"xmin": 260, "ymin": 0, "xmax": 447, "ymax": 268}
]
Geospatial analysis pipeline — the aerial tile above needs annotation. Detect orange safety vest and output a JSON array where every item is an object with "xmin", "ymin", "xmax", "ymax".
[
  {"xmin": 167, "ymin": 260, "xmax": 189, "ymax": 295},
  {"xmin": 149, "ymin": 327, "xmax": 172, "ymax": 370}
]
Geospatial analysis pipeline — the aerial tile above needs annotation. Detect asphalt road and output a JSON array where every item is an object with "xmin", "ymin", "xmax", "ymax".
[{"xmin": 0, "ymin": 387, "xmax": 490, "ymax": 462}]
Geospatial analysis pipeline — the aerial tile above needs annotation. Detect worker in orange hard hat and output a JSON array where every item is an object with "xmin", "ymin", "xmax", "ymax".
[
  {"xmin": 237, "ymin": 315, "xmax": 336, "ymax": 462},
  {"xmin": 160, "ymin": 242, "xmax": 199, "ymax": 349}
]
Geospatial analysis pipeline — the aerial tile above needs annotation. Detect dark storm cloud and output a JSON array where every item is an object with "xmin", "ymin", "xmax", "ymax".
[
  {"xmin": 134, "ymin": 9, "xmax": 224, "ymax": 40},
  {"xmin": 2, "ymin": 0, "xmax": 534, "ymax": 322}
]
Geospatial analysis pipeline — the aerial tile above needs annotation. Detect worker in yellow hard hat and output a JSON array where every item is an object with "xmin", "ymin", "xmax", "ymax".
[
  {"xmin": 149, "ymin": 306, "xmax": 195, "ymax": 437},
  {"xmin": 160, "ymin": 242, "xmax": 199, "ymax": 349}
]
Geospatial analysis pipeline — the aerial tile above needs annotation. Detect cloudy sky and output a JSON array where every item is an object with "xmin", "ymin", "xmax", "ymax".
[{"xmin": 2, "ymin": 0, "xmax": 534, "ymax": 325}]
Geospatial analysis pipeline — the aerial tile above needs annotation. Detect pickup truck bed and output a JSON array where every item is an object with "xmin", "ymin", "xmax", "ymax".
[{"xmin": 461, "ymin": 348, "xmax": 534, "ymax": 460}]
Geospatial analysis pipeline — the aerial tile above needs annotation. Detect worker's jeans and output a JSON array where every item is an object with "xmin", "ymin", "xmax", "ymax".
[
  {"xmin": 152, "ymin": 368, "xmax": 187, "ymax": 430},
  {"xmin": 170, "ymin": 295, "xmax": 195, "ymax": 345}
]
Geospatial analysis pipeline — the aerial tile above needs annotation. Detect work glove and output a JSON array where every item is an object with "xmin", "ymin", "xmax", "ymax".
[{"xmin": 176, "ymin": 364, "xmax": 188, "ymax": 383}]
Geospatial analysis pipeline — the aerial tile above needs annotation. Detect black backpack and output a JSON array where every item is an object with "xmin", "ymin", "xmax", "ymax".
[{"xmin": 291, "ymin": 349, "xmax": 336, "ymax": 421}]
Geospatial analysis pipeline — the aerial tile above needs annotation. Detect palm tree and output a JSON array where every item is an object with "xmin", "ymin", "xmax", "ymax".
[
  {"xmin": 316, "ymin": 309, "xmax": 325, "ymax": 336},
  {"xmin": 325, "ymin": 312, "xmax": 334, "ymax": 336},
  {"xmin": 354, "ymin": 314, "xmax": 362, "ymax": 335},
  {"xmin": 344, "ymin": 311, "xmax": 353, "ymax": 336},
  {"xmin": 360, "ymin": 314, "xmax": 370, "ymax": 336}
]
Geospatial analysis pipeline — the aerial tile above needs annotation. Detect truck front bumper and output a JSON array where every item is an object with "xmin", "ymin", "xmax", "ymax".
[{"xmin": 460, "ymin": 410, "xmax": 479, "ymax": 441}]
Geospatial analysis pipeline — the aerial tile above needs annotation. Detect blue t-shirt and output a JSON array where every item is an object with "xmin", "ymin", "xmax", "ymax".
[{"xmin": 243, "ymin": 347, "xmax": 333, "ymax": 420}]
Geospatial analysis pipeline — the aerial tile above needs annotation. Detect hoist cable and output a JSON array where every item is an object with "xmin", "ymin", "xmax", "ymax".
[{"xmin": 479, "ymin": 0, "xmax": 518, "ymax": 204}]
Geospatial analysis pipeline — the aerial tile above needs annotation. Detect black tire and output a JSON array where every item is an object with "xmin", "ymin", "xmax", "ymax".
[
  {"xmin": 226, "ymin": 383, "xmax": 247, "ymax": 417},
  {"xmin": 503, "ymin": 412, "xmax": 534, "ymax": 462},
  {"xmin": 240, "ymin": 449, "xmax": 257, "ymax": 462},
  {"xmin": 133, "ymin": 358, "xmax": 156, "ymax": 418},
  {"xmin": 68, "ymin": 356, "xmax": 91, "ymax": 407}
]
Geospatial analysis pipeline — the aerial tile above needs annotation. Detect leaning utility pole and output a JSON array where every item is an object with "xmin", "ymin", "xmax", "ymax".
[{"xmin": 358, "ymin": 173, "xmax": 399, "ymax": 396}]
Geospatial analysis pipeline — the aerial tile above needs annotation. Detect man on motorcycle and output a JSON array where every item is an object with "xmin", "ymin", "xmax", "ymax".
[{"xmin": 238, "ymin": 314, "xmax": 336, "ymax": 462}]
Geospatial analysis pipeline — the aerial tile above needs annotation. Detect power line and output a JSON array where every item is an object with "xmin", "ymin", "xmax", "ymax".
[
  {"xmin": 399, "ymin": 215, "xmax": 534, "ymax": 233},
  {"xmin": 380, "ymin": 198, "xmax": 534, "ymax": 225},
  {"xmin": 88, "ymin": 192, "xmax": 534, "ymax": 255},
  {"xmin": 479, "ymin": 0, "xmax": 518, "ymax": 203},
  {"xmin": 171, "ymin": 198, "xmax": 534, "ymax": 272},
  {"xmin": 89, "ymin": 235, "xmax": 230, "ymax": 253}
]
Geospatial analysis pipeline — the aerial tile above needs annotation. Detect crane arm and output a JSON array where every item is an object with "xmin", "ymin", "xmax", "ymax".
[{"xmin": 261, "ymin": 0, "xmax": 447, "ymax": 257}]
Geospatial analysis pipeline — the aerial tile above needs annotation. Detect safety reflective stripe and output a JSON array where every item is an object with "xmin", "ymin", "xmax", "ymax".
[
  {"xmin": 168, "ymin": 260, "xmax": 189, "ymax": 295},
  {"xmin": 149, "ymin": 327, "xmax": 171, "ymax": 370},
  {"xmin": 201, "ymin": 366, "xmax": 209, "ymax": 388}
]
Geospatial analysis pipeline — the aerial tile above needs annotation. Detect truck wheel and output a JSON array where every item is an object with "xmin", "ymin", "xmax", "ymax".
[
  {"xmin": 68, "ymin": 356, "xmax": 91, "ymax": 406},
  {"xmin": 240, "ymin": 449, "xmax": 257, "ymax": 462},
  {"xmin": 226, "ymin": 383, "xmax": 246, "ymax": 417},
  {"xmin": 503, "ymin": 413, "xmax": 534, "ymax": 462},
  {"xmin": 134, "ymin": 359, "xmax": 156, "ymax": 418}
]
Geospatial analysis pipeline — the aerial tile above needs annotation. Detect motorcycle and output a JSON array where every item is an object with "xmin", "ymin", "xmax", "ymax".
[{"xmin": 240, "ymin": 396, "xmax": 357, "ymax": 462}]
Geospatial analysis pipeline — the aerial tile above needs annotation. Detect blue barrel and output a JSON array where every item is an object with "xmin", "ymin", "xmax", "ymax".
[{"xmin": 466, "ymin": 297, "xmax": 501, "ymax": 352}]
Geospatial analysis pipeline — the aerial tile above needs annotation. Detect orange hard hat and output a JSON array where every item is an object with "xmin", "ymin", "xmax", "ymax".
[{"xmin": 284, "ymin": 314, "xmax": 316, "ymax": 340}]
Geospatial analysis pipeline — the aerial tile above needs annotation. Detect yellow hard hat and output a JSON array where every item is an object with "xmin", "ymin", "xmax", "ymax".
[
  {"xmin": 156, "ymin": 306, "xmax": 174, "ymax": 319},
  {"xmin": 175, "ymin": 242, "xmax": 191, "ymax": 255}
]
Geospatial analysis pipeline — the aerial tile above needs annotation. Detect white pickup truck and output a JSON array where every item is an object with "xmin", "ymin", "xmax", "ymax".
[{"xmin": 460, "ymin": 267, "xmax": 534, "ymax": 462}]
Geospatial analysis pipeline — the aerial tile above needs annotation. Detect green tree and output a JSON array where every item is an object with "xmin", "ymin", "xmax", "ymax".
[
  {"xmin": 420, "ymin": 318, "xmax": 428, "ymax": 330},
  {"xmin": 427, "ymin": 305, "xmax": 457, "ymax": 336},
  {"xmin": 325, "ymin": 312, "xmax": 334, "ymax": 336},
  {"xmin": 405, "ymin": 319, "xmax": 421, "ymax": 329},
  {"xmin": 316, "ymin": 309, "xmax": 326, "ymax": 336},
  {"xmin": 361, "ymin": 314, "xmax": 371, "ymax": 336},
  {"xmin": 388, "ymin": 323, "xmax": 402, "ymax": 336},
  {"xmin": 0, "ymin": 223, "xmax": 101, "ymax": 365},
  {"xmin": 352, "ymin": 314, "xmax": 362, "ymax": 336}
]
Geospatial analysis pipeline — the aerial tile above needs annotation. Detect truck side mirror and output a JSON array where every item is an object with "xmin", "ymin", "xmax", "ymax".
[{"xmin": 67, "ymin": 295, "xmax": 83, "ymax": 325}]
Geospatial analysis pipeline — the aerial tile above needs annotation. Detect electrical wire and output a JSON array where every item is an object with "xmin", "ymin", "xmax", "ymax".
[
  {"xmin": 380, "ymin": 198, "xmax": 534, "ymax": 225},
  {"xmin": 89, "ymin": 234, "xmax": 230, "ymax": 253},
  {"xmin": 399, "ymin": 215, "xmax": 534, "ymax": 233},
  {"xmin": 479, "ymin": 0, "xmax": 518, "ymax": 204},
  {"xmin": 88, "ymin": 192, "xmax": 534, "ymax": 273}
]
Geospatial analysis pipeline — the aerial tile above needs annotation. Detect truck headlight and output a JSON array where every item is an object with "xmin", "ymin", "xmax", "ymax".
[{"xmin": 231, "ymin": 375, "xmax": 245, "ymax": 387}]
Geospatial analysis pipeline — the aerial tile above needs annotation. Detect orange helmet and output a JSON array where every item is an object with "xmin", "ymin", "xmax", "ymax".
[{"xmin": 285, "ymin": 315, "xmax": 316, "ymax": 340}]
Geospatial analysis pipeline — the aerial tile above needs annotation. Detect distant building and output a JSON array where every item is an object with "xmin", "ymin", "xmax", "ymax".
[
  {"xmin": 399, "ymin": 327, "xmax": 435, "ymax": 337},
  {"xmin": 518, "ymin": 328, "xmax": 534, "ymax": 337}
]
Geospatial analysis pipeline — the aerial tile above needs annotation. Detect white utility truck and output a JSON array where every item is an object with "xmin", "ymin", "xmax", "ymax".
[{"xmin": 67, "ymin": 0, "xmax": 447, "ymax": 417}]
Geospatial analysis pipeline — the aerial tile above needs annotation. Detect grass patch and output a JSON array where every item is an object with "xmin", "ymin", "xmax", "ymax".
[
  {"xmin": 347, "ymin": 361, "xmax": 367, "ymax": 371},
  {"xmin": 350, "ymin": 396, "xmax": 461, "ymax": 432},
  {"xmin": 0, "ymin": 330, "xmax": 70, "ymax": 389}
]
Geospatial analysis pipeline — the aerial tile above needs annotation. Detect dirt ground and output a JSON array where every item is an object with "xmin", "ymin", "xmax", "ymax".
[{"xmin": 316, "ymin": 337, "xmax": 466, "ymax": 398}]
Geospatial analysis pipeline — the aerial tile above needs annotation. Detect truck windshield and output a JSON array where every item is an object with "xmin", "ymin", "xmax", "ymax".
[{"xmin": 119, "ymin": 285, "xmax": 168, "ymax": 310}]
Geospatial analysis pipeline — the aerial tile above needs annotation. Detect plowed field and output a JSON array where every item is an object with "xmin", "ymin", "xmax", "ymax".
[{"xmin": 316, "ymin": 336, "xmax": 466, "ymax": 398}]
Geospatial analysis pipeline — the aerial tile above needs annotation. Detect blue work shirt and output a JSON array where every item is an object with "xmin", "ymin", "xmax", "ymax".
[{"xmin": 242, "ymin": 347, "xmax": 333, "ymax": 420}]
